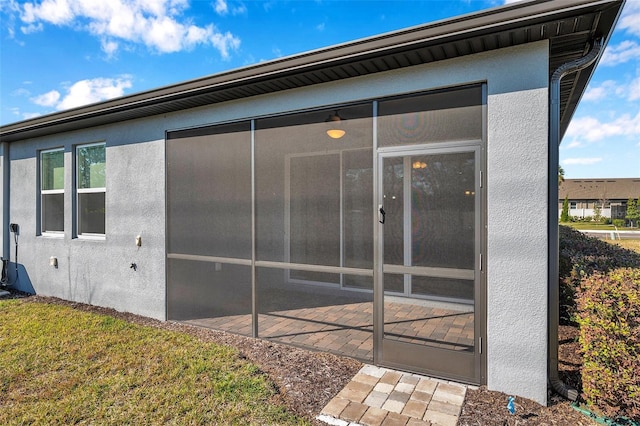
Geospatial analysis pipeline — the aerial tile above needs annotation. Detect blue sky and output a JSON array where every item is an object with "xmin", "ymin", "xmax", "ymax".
[{"xmin": 1, "ymin": 0, "xmax": 638, "ymax": 178}]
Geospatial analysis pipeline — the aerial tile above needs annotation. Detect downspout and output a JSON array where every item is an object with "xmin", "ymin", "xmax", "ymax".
[{"xmin": 549, "ymin": 38, "xmax": 602, "ymax": 401}]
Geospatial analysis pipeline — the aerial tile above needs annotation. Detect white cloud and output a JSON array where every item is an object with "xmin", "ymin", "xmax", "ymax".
[
  {"xmin": 582, "ymin": 80, "xmax": 618, "ymax": 101},
  {"xmin": 214, "ymin": 0, "xmax": 228, "ymax": 15},
  {"xmin": 22, "ymin": 0, "xmax": 74, "ymax": 25},
  {"xmin": 213, "ymin": 0, "xmax": 246, "ymax": 16},
  {"xmin": 10, "ymin": 106, "xmax": 42, "ymax": 120},
  {"xmin": 582, "ymin": 78, "xmax": 639, "ymax": 102},
  {"xmin": 29, "ymin": 76, "xmax": 133, "ymax": 112},
  {"xmin": 563, "ymin": 140, "xmax": 582, "ymax": 149},
  {"xmin": 601, "ymin": 40, "xmax": 640, "ymax": 66},
  {"xmin": 619, "ymin": 1, "xmax": 640, "ymax": 37},
  {"xmin": 316, "ymin": 22, "xmax": 325, "ymax": 31},
  {"xmin": 562, "ymin": 158, "xmax": 603, "ymax": 166},
  {"xmin": 17, "ymin": 0, "xmax": 240, "ymax": 58},
  {"xmin": 56, "ymin": 77, "xmax": 132, "ymax": 110},
  {"xmin": 210, "ymin": 31, "xmax": 240, "ymax": 58},
  {"xmin": 22, "ymin": 112, "xmax": 43, "ymax": 120},
  {"xmin": 565, "ymin": 111, "xmax": 640, "ymax": 143},
  {"xmin": 100, "ymin": 39, "xmax": 119, "ymax": 58},
  {"xmin": 21, "ymin": 22, "xmax": 43, "ymax": 33},
  {"xmin": 231, "ymin": 3, "xmax": 247, "ymax": 15},
  {"xmin": 31, "ymin": 90, "xmax": 61, "ymax": 107}
]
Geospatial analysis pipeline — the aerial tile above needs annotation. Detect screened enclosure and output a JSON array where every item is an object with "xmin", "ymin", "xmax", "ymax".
[
  {"xmin": 166, "ymin": 104, "xmax": 376, "ymax": 359},
  {"xmin": 166, "ymin": 84, "xmax": 484, "ymax": 370}
]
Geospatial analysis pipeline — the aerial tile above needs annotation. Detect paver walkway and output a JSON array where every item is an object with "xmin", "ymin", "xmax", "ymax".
[{"xmin": 317, "ymin": 365, "xmax": 469, "ymax": 426}]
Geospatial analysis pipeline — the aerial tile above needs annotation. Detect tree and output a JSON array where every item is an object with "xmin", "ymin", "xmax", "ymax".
[
  {"xmin": 593, "ymin": 201, "xmax": 602, "ymax": 223},
  {"xmin": 558, "ymin": 165, "xmax": 565, "ymax": 186},
  {"xmin": 561, "ymin": 195, "xmax": 570, "ymax": 222},
  {"xmin": 597, "ymin": 192, "xmax": 609, "ymax": 224},
  {"xmin": 626, "ymin": 197, "xmax": 639, "ymax": 228}
]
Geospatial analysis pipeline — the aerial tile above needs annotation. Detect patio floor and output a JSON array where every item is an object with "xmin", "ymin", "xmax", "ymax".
[{"xmin": 183, "ymin": 288, "xmax": 474, "ymax": 361}]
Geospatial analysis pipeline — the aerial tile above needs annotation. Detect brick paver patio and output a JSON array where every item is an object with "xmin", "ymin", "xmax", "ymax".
[{"xmin": 184, "ymin": 291, "xmax": 473, "ymax": 361}]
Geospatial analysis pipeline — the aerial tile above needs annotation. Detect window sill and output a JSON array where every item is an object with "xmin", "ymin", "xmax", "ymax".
[
  {"xmin": 77, "ymin": 234, "xmax": 106, "ymax": 241},
  {"xmin": 40, "ymin": 232, "xmax": 64, "ymax": 238}
]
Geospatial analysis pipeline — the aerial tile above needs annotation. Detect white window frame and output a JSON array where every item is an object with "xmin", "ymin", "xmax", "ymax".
[
  {"xmin": 40, "ymin": 148, "xmax": 65, "ymax": 237},
  {"xmin": 76, "ymin": 142, "xmax": 106, "ymax": 238},
  {"xmin": 569, "ymin": 201, "xmax": 577, "ymax": 209}
]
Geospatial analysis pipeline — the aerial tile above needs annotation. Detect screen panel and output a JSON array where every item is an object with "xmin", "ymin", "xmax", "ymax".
[
  {"xmin": 378, "ymin": 86, "xmax": 483, "ymax": 147},
  {"xmin": 167, "ymin": 122, "xmax": 251, "ymax": 259},
  {"xmin": 167, "ymin": 258, "xmax": 252, "ymax": 336}
]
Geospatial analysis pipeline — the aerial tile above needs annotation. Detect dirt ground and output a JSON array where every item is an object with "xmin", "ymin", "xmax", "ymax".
[{"xmin": 1, "ymin": 290, "xmax": 594, "ymax": 425}]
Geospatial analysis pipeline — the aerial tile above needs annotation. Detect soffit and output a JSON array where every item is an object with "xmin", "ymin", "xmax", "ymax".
[{"xmin": 0, "ymin": 0, "xmax": 624, "ymax": 143}]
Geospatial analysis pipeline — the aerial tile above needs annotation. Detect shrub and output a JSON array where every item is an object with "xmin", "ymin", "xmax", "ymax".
[
  {"xmin": 575, "ymin": 268, "xmax": 640, "ymax": 421},
  {"xmin": 561, "ymin": 196, "xmax": 570, "ymax": 222},
  {"xmin": 613, "ymin": 219, "xmax": 625, "ymax": 228},
  {"xmin": 558, "ymin": 225, "xmax": 640, "ymax": 324}
]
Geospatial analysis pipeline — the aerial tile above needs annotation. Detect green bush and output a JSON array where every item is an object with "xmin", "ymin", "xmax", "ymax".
[
  {"xmin": 613, "ymin": 219, "xmax": 625, "ymax": 228},
  {"xmin": 558, "ymin": 226, "xmax": 640, "ymax": 324},
  {"xmin": 575, "ymin": 268, "xmax": 640, "ymax": 421},
  {"xmin": 561, "ymin": 196, "xmax": 570, "ymax": 222}
]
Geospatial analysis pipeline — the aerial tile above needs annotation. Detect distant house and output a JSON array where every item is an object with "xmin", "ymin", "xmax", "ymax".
[
  {"xmin": 559, "ymin": 178, "xmax": 640, "ymax": 220},
  {"xmin": 0, "ymin": 0, "xmax": 626, "ymax": 406}
]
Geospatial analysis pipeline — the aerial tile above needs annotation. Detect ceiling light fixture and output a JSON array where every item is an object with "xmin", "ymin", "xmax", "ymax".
[{"xmin": 325, "ymin": 111, "xmax": 346, "ymax": 139}]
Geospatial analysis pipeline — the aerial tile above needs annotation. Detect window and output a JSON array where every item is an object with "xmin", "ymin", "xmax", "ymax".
[
  {"xmin": 76, "ymin": 143, "xmax": 105, "ymax": 236},
  {"xmin": 569, "ymin": 202, "xmax": 577, "ymax": 209},
  {"xmin": 41, "ymin": 148, "xmax": 64, "ymax": 234}
]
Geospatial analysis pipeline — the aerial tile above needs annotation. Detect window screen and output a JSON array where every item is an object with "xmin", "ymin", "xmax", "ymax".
[
  {"xmin": 77, "ymin": 143, "xmax": 106, "ymax": 235},
  {"xmin": 41, "ymin": 148, "xmax": 64, "ymax": 233}
]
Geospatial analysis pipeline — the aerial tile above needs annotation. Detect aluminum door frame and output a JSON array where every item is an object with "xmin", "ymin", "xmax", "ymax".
[{"xmin": 374, "ymin": 140, "xmax": 485, "ymax": 385}]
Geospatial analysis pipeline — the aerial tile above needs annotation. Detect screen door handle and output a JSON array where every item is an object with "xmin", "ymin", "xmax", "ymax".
[{"xmin": 378, "ymin": 205, "xmax": 385, "ymax": 224}]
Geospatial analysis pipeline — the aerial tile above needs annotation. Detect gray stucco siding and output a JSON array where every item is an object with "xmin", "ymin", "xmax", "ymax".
[{"xmin": 8, "ymin": 125, "xmax": 166, "ymax": 320}]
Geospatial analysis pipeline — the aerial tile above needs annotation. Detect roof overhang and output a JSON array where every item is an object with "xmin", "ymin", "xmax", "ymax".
[{"xmin": 0, "ymin": 0, "xmax": 625, "ymax": 143}]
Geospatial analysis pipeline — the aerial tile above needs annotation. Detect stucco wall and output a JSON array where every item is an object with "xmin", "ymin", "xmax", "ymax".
[
  {"xmin": 5, "ymin": 40, "xmax": 550, "ymax": 403},
  {"xmin": 8, "ymin": 120, "xmax": 166, "ymax": 320}
]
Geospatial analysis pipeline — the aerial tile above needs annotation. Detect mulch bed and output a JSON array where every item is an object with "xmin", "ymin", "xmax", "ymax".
[
  {"xmin": 458, "ymin": 325, "xmax": 593, "ymax": 425},
  {"xmin": 1, "ymin": 290, "xmax": 593, "ymax": 425}
]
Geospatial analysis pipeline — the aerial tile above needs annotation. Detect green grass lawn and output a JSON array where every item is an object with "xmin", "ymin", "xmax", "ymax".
[
  {"xmin": 0, "ymin": 300, "xmax": 305, "ymax": 425},
  {"xmin": 562, "ymin": 222, "xmax": 638, "ymax": 231},
  {"xmin": 608, "ymin": 239, "xmax": 640, "ymax": 253}
]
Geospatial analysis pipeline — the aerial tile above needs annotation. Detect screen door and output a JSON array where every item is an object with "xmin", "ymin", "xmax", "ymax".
[{"xmin": 377, "ymin": 145, "xmax": 482, "ymax": 384}]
